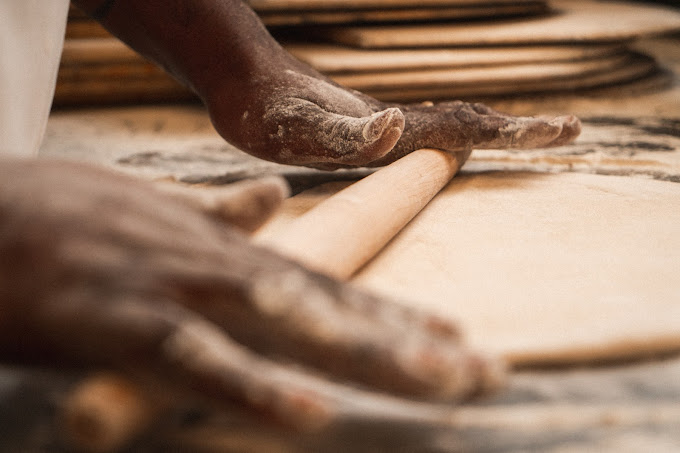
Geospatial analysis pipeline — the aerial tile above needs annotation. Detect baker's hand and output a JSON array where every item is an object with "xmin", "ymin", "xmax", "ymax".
[
  {"xmin": 0, "ymin": 159, "xmax": 504, "ymax": 430},
  {"xmin": 207, "ymin": 61, "xmax": 581, "ymax": 170}
]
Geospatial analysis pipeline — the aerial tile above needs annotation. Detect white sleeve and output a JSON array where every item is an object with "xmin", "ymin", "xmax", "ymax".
[{"xmin": 0, "ymin": 0, "xmax": 70, "ymax": 157}]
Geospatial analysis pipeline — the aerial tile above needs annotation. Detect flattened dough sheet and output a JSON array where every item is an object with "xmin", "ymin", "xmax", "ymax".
[{"xmin": 262, "ymin": 172, "xmax": 680, "ymax": 366}]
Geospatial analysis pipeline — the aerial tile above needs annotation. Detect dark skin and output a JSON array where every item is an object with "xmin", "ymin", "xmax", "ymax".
[
  {"xmin": 0, "ymin": 158, "xmax": 503, "ymax": 429},
  {"xmin": 1, "ymin": 0, "xmax": 580, "ymax": 431}
]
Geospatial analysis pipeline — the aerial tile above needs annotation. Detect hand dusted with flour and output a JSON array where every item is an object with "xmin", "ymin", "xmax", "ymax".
[
  {"xmin": 0, "ymin": 159, "xmax": 503, "ymax": 429},
  {"xmin": 73, "ymin": 0, "xmax": 580, "ymax": 169}
]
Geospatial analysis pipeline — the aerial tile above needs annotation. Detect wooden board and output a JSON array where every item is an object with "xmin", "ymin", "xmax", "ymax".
[
  {"xmin": 60, "ymin": 39, "xmax": 141, "ymax": 65},
  {"xmin": 247, "ymin": 0, "xmax": 543, "ymax": 12},
  {"xmin": 354, "ymin": 54, "xmax": 658, "ymax": 102},
  {"xmin": 53, "ymin": 76, "xmax": 194, "ymax": 107},
  {"xmin": 325, "ymin": 0, "xmax": 680, "ymax": 48},
  {"xmin": 259, "ymin": 3, "xmax": 548, "ymax": 26},
  {"xmin": 287, "ymin": 42, "xmax": 625, "ymax": 73},
  {"xmin": 67, "ymin": 2, "xmax": 547, "ymax": 29},
  {"xmin": 55, "ymin": 42, "xmax": 656, "ymax": 105},
  {"xmin": 65, "ymin": 21, "xmax": 112, "ymax": 40},
  {"xmin": 261, "ymin": 172, "xmax": 680, "ymax": 367},
  {"xmin": 332, "ymin": 53, "xmax": 633, "ymax": 91}
]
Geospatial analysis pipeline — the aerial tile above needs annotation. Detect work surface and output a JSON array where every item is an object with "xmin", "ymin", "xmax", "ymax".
[{"xmin": 2, "ymin": 36, "xmax": 679, "ymax": 452}]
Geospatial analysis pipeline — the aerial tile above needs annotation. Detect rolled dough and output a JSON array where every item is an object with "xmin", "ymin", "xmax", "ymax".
[{"xmin": 265, "ymin": 172, "xmax": 680, "ymax": 367}]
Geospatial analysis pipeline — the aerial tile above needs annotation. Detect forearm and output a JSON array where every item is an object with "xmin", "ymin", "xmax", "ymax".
[{"xmin": 72, "ymin": 0, "xmax": 284, "ymax": 99}]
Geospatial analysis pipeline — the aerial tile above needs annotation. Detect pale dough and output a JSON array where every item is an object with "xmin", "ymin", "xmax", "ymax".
[{"xmin": 265, "ymin": 172, "xmax": 680, "ymax": 367}]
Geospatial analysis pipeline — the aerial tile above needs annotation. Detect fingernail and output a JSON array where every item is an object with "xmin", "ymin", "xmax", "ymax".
[
  {"xmin": 478, "ymin": 354, "xmax": 508, "ymax": 396},
  {"xmin": 362, "ymin": 108, "xmax": 404, "ymax": 141},
  {"xmin": 398, "ymin": 344, "xmax": 474, "ymax": 399},
  {"xmin": 423, "ymin": 315, "xmax": 462, "ymax": 340},
  {"xmin": 275, "ymin": 388, "xmax": 335, "ymax": 432}
]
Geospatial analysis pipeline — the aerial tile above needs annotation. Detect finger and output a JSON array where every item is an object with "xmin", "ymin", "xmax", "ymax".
[
  {"xmin": 488, "ymin": 114, "xmax": 581, "ymax": 149},
  {"xmin": 156, "ymin": 177, "xmax": 290, "ymax": 233},
  {"xmin": 495, "ymin": 116, "xmax": 566, "ymax": 149},
  {"xmin": 263, "ymin": 99, "xmax": 404, "ymax": 167},
  {"xmin": 465, "ymin": 104, "xmax": 581, "ymax": 148},
  {"xmin": 455, "ymin": 146, "xmax": 474, "ymax": 170},
  {"xmin": 38, "ymin": 215, "xmax": 503, "ymax": 405},
  {"xmin": 443, "ymin": 106, "xmax": 562, "ymax": 150},
  {"xmin": 236, "ymin": 266, "xmax": 507, "ymax": 400},
  {"xmin": 33, "ymin": 292, "xmax": 338, "ymax": 431},
  {"xmin": 396, "ymin": 102, "xmax": 581, "ymax": 153},
  {"xmin": 544, "ymin": 114, "xmax": 582, "ymax": 147},
  {"xmin": 468, "ymin": 102, "xmax": 506, "ymax": 117},
  {"xmin": 152, "ymin": 217, "xmax": 506, "ymax": 400},
  {"xmin": 110, "ymin": 229, "xmax": 505, "ymax": 402}
]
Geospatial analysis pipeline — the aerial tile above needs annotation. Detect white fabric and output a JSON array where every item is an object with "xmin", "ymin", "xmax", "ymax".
[{"xmin": 0, "ymin": 0, "xmax": 70, "ymax": 157}]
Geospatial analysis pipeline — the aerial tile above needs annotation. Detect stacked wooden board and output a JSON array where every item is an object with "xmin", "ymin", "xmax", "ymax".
[
  {"xmin": 291, "ymin": 0, "xmax": 680, "ymax": 101},
  {"xmin": 249, "ymin": 0, "xmax": 550, "ymax": 26},
  {"xmin": 255, "ymin": 171, "xmax": 680, "ymax": 367},
  {"xmin": 56, "ymin": 0, "xmax": 680, "ymax": 106}
]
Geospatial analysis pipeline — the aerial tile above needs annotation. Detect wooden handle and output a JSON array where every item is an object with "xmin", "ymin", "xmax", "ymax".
[
  {"xmin": 256, "ymin": 148, "xmax": 461, "ymax": 279},
  {"xmin": 60, "ymin": 374, "xmax": 165, "ymax": 453},
  {"xmin": 61, "ymin": 149, "xmax": 461, "ymax": 451}
]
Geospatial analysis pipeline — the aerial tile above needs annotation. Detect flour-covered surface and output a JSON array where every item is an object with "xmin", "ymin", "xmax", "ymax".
[
  {"xmin": 2, "ymin": 358, "xmax": 680, "ymax": 452},
  {"xmin": 40, "ymin": 105, "xmax": 272, "ymax": 181},
  {"xmin": 40, "ymin": 107, "xmax": 680, "ymax": 186},
  {"xmin": 39, "ymin": 105, "xmax": 369, "ymax": 190}
]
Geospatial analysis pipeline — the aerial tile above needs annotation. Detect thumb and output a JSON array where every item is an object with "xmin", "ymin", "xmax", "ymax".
[
  {"xmin": 262, "ymin": 100, "xmax": 405, "ymax": 168},
  {"xmin": 156, "ymin": 176, "xmax": 290, "ymax": 233}
]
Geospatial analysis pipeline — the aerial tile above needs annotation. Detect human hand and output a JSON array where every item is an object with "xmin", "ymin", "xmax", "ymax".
[
  {"xmin": 0, "ymin": 158, "xmax": 504, "ymax": 430},
  {"xmin": 206, "ymin": 55, "xmax": 581, "ymax": 170}
]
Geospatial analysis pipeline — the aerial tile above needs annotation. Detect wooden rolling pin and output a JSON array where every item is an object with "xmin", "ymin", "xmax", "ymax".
[
  {"xmin": 61, "ymin": 148, "xmax": 464, "ymax": 452},
  {"xmin": 255, "ymin": 148, "xmax": 461, "ymax": 278}
]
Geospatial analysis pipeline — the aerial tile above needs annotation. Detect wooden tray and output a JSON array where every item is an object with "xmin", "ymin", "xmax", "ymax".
[
  {"xmin": 54, "ymin": 48, "xmax": 657, "ymax": 105},
  {"xmin": 365, "ymin": 63, "xmax": 657, "ymax": 101},
  {"xmin": 324, "ymin": 0, "xmax": 680, "ymax": 47},
  {"xmin": 286, "ymin": 42, "xmax": 624, "ymax": 73},
  {"xmin": 338, "ymin": 54, "xmax": 658, "ymax": 101},
  {"xmin": 68, "ymin": 1, "xmax": 548, "ymax": 29},
  {"xmin": 61, "ymin": 38, "xmax": 625, "ymax": 71},
  {"xmin": 259, "ymin": 3, "xmax": 547, "ymax": 26},
  {"xmin": 247, "ymin": 0, "xmax": 543, "ymax": 12},
  {"xmin": 333, "ymin": 53, "xmax": 633, "ymax": 90}
]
